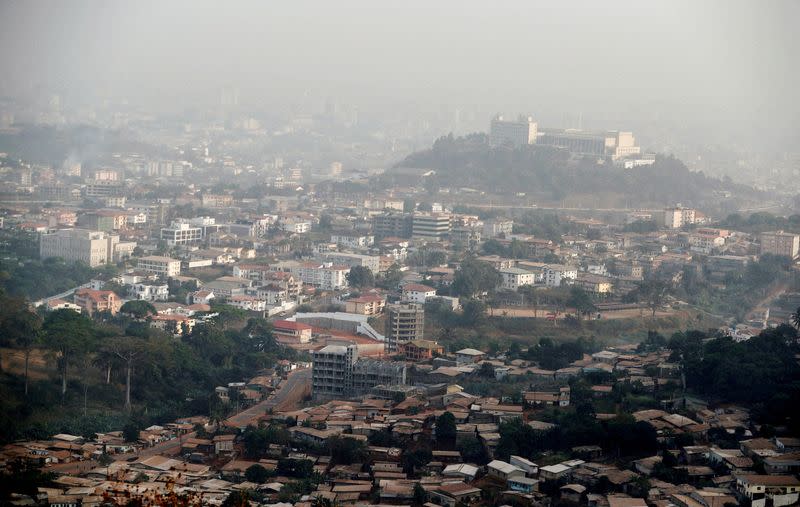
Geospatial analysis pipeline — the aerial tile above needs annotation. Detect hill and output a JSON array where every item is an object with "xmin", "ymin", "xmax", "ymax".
[{"xmin": 378, "ymin": 133, "xmax": 762, "ymax": 210}]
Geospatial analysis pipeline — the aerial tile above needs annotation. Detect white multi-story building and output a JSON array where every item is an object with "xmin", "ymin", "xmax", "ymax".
[
  {"xmin": 483, "ymin": 219, "xmax": 514, "ymax": 238},
  {"xmin": 412, "ymin": 213, "xmax": 451, "ymax": 240},
  {"xmin": 282, "ymin": 219, "xmax": 311, "ymax": 234},
  {"xmin": 401, "ymin": 283, "xmax": 437, "ymax": 304},
  {"xmin": 330, "ymin": 232, "xmax": 374, "ymax": 249},
  {"xmin": 137, "ymin": 256, "xmax": 182, "ymax": 277},
  {"xmin": 129, "ymin": 283, "xmax": 169, "ymax": 302},
  {"xmin": 499, "ymin": 267, "xmax": 536, "ymax": 291},
  {"xmin": 290, "ymin": 262, "xmax": 348, "ymax": 291},
  {"xmin": 662, "ymin": 207, "xmax": 696, "ymax": 229},
  {"xmin": 229, "ymin": 295, "xmax": 267, "ymax": 312},
  {"xmin": 325, "ymin": 252, "xmax": 381, "ymax": 274},
  {"xmin": 544, "ymin": 265, "xmax": 578, "ymax": 287},
  {"xmin": 160, "ymin": 221, "xmax": 203, "ymax": 246},
  {"xmin": 688, "ymin": 233, "xmax": 726, "ymax": 254},
  {"xmin": 253, "ymin": 285, "xmax": 288, "ymax": 306},
  {"xmin": 39, "ymin": 228, "xmax": 120, "ymax": 267}
]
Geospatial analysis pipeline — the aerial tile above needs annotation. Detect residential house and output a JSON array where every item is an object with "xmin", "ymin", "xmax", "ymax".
[
  {"xmin": 401, "ymin": 283, "xmax": 437, "ymax": 304},
  {"xmin": 74, "ymin": 289, "xmax": 121, "ymax": 316},
  {"xmin": 273, "ymin": 320, "xmax": 313, "ymax": 344},
  {"xmin": 400, "ymin": 340, "xmax": 444, "ymax": 361},
  {"xmin": 524, "ymin": 387, "xmax": 571, "ymax": 407},
  {"xmin": 345, "ymin": 294, "xmax": 386, "ymax": 315}
]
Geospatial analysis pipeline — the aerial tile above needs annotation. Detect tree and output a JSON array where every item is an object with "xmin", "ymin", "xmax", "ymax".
[
  {"xmin": 106, "ymin": 336, "xmax": 148, "ymax": 412},
  {"xmin": 327, "ymin": 436, "xmax": 367, "ymax": 465},
  {"xmin": 451, "ymin": 257, "xmax": 501, "ymax": 298},
  {"xmin": 477, "ymin": 362, "xmax": 495, "ymax": 378},
  {"xmin": 43, "ymin": 309, "xmax": 95, "ymax": 402},
  {"xmin": 413, "ymin": 483, "xmax": 428, "ymax": 506},
  {"xmin": 378, "ymin": 263, "xmax": 403, "ymax": 290},
  {"xmin": 401, "ymin": 446, "xmax": 432, "ymax": 474},
  {"xmin": 435, "ymin": 412, "xmax": 457, "ymax": 444},
  {"xmin": 245, "ymin": 464, "xmax": 271, "ymax": 483},
  {"xmin": 636, "ymin": 279, "xmax": 671, "ymax": 320},
  {"xmin": 120, "ymin": 300, "xmax": 157, "ymax": 319},
  {"xmin": 568, "ymin": 286, "xmax": 596, "ymax": 318},
  {"xmin": 277, "ymin": 458, "xmax": 314, "ymax": 478},
  {"xmin": 0, "ymin": 296, "xmax": 42, "ymax": 395},
  {"xmin": 346, "ymin": 266, "xmax": 374, "ymax": 289},
  {"xmin": 123, "ymin": 421, "xmax": 140, "ymax": 443},
  {"xmin": 318, "ymin": 214, "xmax": 333, "ymax": 230},
  {"xmin": 459, "ymin": 298, "xmax": 487, "ymax": 327},
  {"xmin": 221, "ymin": 490, "xmax": 250, "ymax": 507},
  {"xmin": 792, "ymin": 306, "xmax": 800, "ymax": 329}
]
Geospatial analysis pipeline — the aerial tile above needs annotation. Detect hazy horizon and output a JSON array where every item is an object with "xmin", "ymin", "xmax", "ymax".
[{"xmin": 0, "ymin": 0, "xmax": 798, "ymax": 152}]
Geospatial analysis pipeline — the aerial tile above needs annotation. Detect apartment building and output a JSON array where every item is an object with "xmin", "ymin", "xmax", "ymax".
[
  {"xmin": 401, "ymin": 283, "xmax": 437, "ymax": 304},
  {"xmin": 312, "ymin": 344, "xmax": 358, "ymax": 400},
  {"xmin": 412, "ymin": 213, "xmax": 451, "ymax": 240},
  {"xmin": 499, "ymin": 267, "xmax": 536, "ymax": 291},
  {"xmin": 289, "ymin": 262, "xmax": 349, "ymax": 291},
  {"xmin": 137, "ymin": 256, "xmax": 182, "ymax": 277},
  {"xmin": 544, "ymin": 265, "xmax": 578, "ymax": 287},
  {"xmin": 662, "ymin": 207, "xmax": 696, "ymax": 229},
  {"xmin": 325, "ymin": 252, "xmax": 381, "ymax": 274},
  {"xmin": 575, "ymin": 274, "xmax": 614, "ymax": 295},
  {"xmin": 331, "ymin": 232, "xmax": 374, "ymax": 249},
  {"xmin": 228, "ymin": 295, "xmax": 267, "ymax": 312},
  {"xmin": 483, "ymin": 219, "xmax": 514, "ymax": 238},
  {"xmin": 760, "ymin": 231, "xmax": 800, "ymax": 259},
  {"xmin": 160, "ymin": 221, "xmax": 203, "ymax": 246},
  {"xmin": 345, "ymin": 294, "xmax": 386, "ymax": 315},
  {"xmin": 77, "ymin": 211, "xmax": 126, "ymax": 231},
  {"xmin": 281, "ymin": 219, "xmax": 311, "ymax": 234},
  {"xmin": 39, "ymin": 228, "xmax": 120, "ymax": 267},
  {"xmin": 312, "ymin": 343, "xmax": 406, "ymax": 400},
  {"xmin": 252, "ymin": 284, "xmax": 288, "ymax": 306},
  {"xmin": 372, "ymin": 212, "xmax": 413, "ymax": 239},
  {"xmin": 385, "ymin": 303, "xmax": 425, "ymax": 353}
]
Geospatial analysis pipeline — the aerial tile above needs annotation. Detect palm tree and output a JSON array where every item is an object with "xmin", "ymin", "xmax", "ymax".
[{"xmin": 792, "ymin": 306, "xmax": 800, "ymax": 329}]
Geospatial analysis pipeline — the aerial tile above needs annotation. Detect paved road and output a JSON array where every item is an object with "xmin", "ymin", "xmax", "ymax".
[
  {"xmin": 54, "ymin": 368, "xmax": 312, "ymax": 472},
  {"xmin": 265, "ymin": 368, "xmax": 311, "ymax": 412}
]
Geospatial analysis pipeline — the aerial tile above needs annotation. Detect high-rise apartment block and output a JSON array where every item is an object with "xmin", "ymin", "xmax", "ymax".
[
  {"xmin": 385, "ymin": 303, "xmax": 425, "ymax": 353},
  {"xmin": 312, "ymin": 344, "xmax": 406, "ymax": 400},
  {"xmin": 412, "ymin": 213, "xmax": 451, "ymax": 241},
  {"xmin": 661, "ymin": 207, "xmax": 696, "ymax": 229},
  {"xmin": 372, "ymin": 212, "xmax": 413, "ymax": 239},
  {"xmin": 760, "ymin": 231, "xmax": 800, "ymax": 259}
]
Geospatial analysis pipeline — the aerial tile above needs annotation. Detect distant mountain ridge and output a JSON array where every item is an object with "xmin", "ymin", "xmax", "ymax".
[{"xmin": 379, "ymin": 133, "xmax": 760, "ymax": 210}]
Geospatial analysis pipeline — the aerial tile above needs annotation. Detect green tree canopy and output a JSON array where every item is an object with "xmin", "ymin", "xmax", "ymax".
[
  {"xmin": 120, "ymin": 300, "xmax": 157, "ymax": 319},
  {"xmin": 346, "ymin": 266, "xmax": 375, "ymax": 289}
]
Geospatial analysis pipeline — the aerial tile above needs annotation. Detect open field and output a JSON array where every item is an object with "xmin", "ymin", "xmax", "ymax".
[
  {"xmin": 487, "ymin": 306, "xmax": 676, "ymax": 320},
  {"xmin": 0, "ymin": 348, "xmax": 51, "ymax": 380}
]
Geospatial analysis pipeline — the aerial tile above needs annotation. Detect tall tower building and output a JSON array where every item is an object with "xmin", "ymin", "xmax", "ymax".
[
  {"xmin": 489, "ymin": 114, "xmax": 538, "ymax": 147},
  {"xmin": 385, "ymin": 303, "xmax": 425, "ymax": 354}
]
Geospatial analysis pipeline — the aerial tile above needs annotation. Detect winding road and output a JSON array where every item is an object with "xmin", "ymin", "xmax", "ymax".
[{"xmin": 50, "ymin": 368, "xmax": 312, "ymax": 474}]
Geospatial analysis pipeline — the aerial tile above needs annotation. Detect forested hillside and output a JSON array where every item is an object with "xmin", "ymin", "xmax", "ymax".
[{"xmin": 380, "ymin": 134, "xmax": 759, "ymax": 208}]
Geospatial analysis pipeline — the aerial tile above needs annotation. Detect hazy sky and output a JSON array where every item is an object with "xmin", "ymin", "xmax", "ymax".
[{"xmin": 0, "ymin": 0, "xmax": 797, "ymax": 134}]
